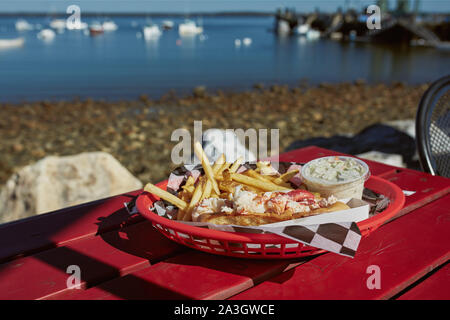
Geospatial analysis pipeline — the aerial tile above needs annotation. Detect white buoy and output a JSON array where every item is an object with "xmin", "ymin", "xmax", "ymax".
[{"xmin": 234, "ymin": 39, "xmax": 241, "ymax": 47}]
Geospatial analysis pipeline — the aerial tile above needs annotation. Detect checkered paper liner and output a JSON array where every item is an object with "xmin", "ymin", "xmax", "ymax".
[{"xmin": 129, "ymin": 162, "xmax": 375, "ymax": 258}]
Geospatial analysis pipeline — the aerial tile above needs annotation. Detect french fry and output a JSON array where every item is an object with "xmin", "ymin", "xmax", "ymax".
[
  {"xmin": 218, "ymin": 162, "xmax": 231, "ymax": 174},
  {"xmin": 241, "ymin": 184, "xmax": 266, "ymax": 193},
  {"xmin": 194, "ymin": 141, "xmax": 220, "ymax": 195},
  {"xmin": 230, "ymin": 173, "xmax": 292, "ymax": 192},
  {"xmin": 181, "ymin": 176, "xmax": 195, "ymax": 193},
  {"xmin": 144, "ymin": 183, "xmax": 188, "ymax": 210},
  {"xmin": 182, "ymin": 178, "xmax": 205, "ymax": 221},
  {"xmin": 181, "ymin": 184, "xmax": 195, "ymax": 194},
  {"xmin": 218, "ymin": 180, "xmax": 238, "ymax": 193},
  {"xmin": 178, "ymin": 190, "xmax": 192, "ymax": 203},
  {"xmin": 200, "ymin": 179, "xmax": 212, "ymax": 201},
  {"xmin": 245, "ymin": 169, "xmax": 274, "ymax": 183},
  {"xmin": 212, "ymin": 154, "xmax": 225, "ymax": 174},
  {"xmin": 273, "ymin": 169, "xmax": 299, "ymax": 185},
  {"xmin": 222, "ymin": 169, "xmax": 232, "ymax": 182},
  {"xmin": 260, "ymin": 174, "xmax": 279, "ymax": 182},
  {"xmin": 184, "ymin": 176, "xmax": 195, "ymax": 186},
  {"xmin": 229, "ymin": 156, "xmax": 243, "ymax": 173}
]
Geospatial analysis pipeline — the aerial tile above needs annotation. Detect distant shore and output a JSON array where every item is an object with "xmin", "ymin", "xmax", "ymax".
[
  {"xmin": 0, "ymin": 81, "xmax": 428, "ymax": 187},
  {"xmin": 0, "ymin": 11, "xmax": 275, "ymax": 17}
]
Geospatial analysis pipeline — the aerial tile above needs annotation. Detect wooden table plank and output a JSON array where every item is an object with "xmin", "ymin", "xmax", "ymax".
[
  {"xmin": 381, "ymin": 168, "xmax": 450, "ymax": 221},
  {"xmin": 0, "ymin": 189, "xmax": 143, "ymax": 264},
  {"xmin": 45, "ymin": 251, "xmax": 314, "ymax": 300},
  {"xmin": 229, "ymin": 194, "xmax": 450, "ymax": 300},
  {"xmin": 397, "ymin": 263, "xmax": 450, "ymax": 300},
  {"xmin": 0, "ymin": 220, "xmax": 184, "ymax": 300}
]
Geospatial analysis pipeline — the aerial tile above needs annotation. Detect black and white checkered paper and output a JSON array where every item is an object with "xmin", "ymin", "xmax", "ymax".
[{"xmin": 128, "ymin": 162, "xmax": 369, "ymax": 258}]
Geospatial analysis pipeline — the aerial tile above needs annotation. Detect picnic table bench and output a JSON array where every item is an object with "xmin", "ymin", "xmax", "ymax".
[{"xmin": 0, "ymin": 146, "xmax": 448, "ymax": 300}]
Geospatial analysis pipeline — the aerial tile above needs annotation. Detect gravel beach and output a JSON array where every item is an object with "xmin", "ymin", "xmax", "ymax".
[{"xmin": 0, "ymin": 81, "xmax": 428, "ymax": 187}]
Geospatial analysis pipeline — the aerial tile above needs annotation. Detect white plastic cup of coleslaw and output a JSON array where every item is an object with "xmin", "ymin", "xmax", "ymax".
[{"xmin": 301, "ymin": 156, "xmax": 370, "ymax": 199}]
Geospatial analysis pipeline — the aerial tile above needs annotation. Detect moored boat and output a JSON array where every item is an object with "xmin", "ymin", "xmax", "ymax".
[
  {"xmin": 15, "ymin": 19, "xmax": 33, "ymax": 31},
  {"xmin": 178, "ymin": 20, "xmax": 203, "ymax": 36},
  {"xmin": 0, "ymin": 37, "xmax": 25, "ymax": 49},
  {"xmin": 89, "ymin": 23, "xmax": 104, "ymax": 36},
  {"xmin": 49, "ymin": 19, "xmax": 66, "ymax": 31},
  {"xmin": 102, "ymin": 21, "xmax": 118, "ymax": 31},
  {"xmin": 37, "ymin": 29, "xmax": 56, "ymax": 41},
  {"xmin": 143, "ymin": 25, "xmax": 162, "ymax": 40},
  {"xmin": 162, "ymin": 20, "xmax": 174, "ymax": 30}
]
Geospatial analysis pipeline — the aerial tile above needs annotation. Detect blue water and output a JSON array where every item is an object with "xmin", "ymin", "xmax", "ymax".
[{"xmin": 0, "ymin": 15, "xmax": 449, "ymax": 103}]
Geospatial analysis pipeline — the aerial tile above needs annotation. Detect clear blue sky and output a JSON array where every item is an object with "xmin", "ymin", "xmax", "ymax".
[{"xmin": 0, "ymin": 0, "xmax": 448, "ymax": 13}]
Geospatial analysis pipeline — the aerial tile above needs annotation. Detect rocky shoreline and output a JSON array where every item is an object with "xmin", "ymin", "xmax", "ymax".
[{"xmin": 0, "ymin": 81, "xmax": 428, "ymax": 187}]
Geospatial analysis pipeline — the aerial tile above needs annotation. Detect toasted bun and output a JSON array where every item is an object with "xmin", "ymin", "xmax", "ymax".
[
  {"xmin": 197, "ymin": 201, "xmax": 350, "ymax": 226},
  {"xmin": 307, "ymin": 201, "xmax": 351, "ymax": 215}
]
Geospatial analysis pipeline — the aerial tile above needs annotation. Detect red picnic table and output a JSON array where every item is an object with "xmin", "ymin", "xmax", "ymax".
[{"xmin": 0, "ymin": 146, "xmax": 448, "ymax": 300}]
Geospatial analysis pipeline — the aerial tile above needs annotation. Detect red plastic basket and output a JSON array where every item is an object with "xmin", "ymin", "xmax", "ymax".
[{"xmin": 136, "ymin": 175, "xmax": 405, "ymax": 259}]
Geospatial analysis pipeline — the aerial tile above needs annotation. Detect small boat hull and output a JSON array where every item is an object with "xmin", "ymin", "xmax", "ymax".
[{"xmin": 0, "ymin": 37, "xmax": 25, "ymax": 49}]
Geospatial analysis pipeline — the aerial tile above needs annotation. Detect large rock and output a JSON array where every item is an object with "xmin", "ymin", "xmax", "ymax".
[{"xmin": 0, "ymin": 152, "xmax": 143, "ymax": 224}]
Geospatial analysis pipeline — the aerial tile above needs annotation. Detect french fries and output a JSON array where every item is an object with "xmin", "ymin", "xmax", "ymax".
[
  {"xmin": 144, "ymin": 183, "xmax": 188, "ymax": 210},
  {"xmin": 273, "ymin": 169, "xmax": 299, "ymax": 185},
  {"xmin": 145, "ymin": 143, "xmax": 302, "ymax": 222},
  {"xmin": 230, "ymin": 172, "xmax": 292, "ymax": 192},
  {"xmin": 194, "ymin": 141, "xmax": 220, "ymax": 195},
  {"xmin": 244, "ymin": 169, "xmax": 274, "ymax": 183},
  {"xmin": 229, "ymin": 156, "xmax": 243, "ymax": 173}
]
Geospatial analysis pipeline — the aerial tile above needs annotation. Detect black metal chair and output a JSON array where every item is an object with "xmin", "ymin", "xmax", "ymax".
[{"xmin": 416, "ymin": 75, "xmax": 450, "ymax": 177}]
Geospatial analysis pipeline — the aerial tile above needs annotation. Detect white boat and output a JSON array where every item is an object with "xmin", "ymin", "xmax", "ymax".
[
  {"xmin": 102, "ymin": 21, "xmax": 118, "ymax": 31},
  {"xmin": 0, "ymin": 37, "xmax": 25, "ymax": 49},
  {"xmin": 68, "ymin": 21, "xmax": 88, "ymax": 30},
  {"xmin": 162, "ymin": 20, "xmax": 174, "ymax": 30},
  {"xmin": 277, "ymin": 20, "xmax": 290, "ymax": 36},
  {"xmin": 306, "ymin": 29, "xmax": 321, "ymax": 40},
  {"xmin": 242, "ymin": 37, "xmax": 252, "ymax": 46},
  {"xmin": 143, "ymin": 25, "xmax": 162, "ymax": 40},
  {"xmin": 178, "ymin": 20, "xmax": 203, "ymax": 36},
  {"xmin": 295, "ymin": 24, "xmax": 310, "ymax": 36},
  {"xmin": 295, "ymin": 24, "xmax": 321, "ymax": 40},
  {"xmin": 50, "ymin": 19, "xmax": 66, "ymax": 30},
  {"xmin": 15, "ymin": 19, "xmax": 33, "ymax": 31},
  {"xmin": 89, "ymin": 23, "xmax": 104, "ymax": 36},
  {"xmin": 37, "ymin": 29, "xmax": 56, "ymax": 41}
]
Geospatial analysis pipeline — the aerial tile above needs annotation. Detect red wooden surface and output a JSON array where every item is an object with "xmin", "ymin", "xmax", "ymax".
[
  {"xmin": 382, "ymin": 168, "xmax": 450, "ymax": 220},
  {"xmin": 47, "ymin": 252, "xmax": 311, "ymax": 300},
  {"xmin": 0, "ymin": 190, "xmax": 143, "ymax": 264},
  {"xmin": 397, "ymin": 263, "xmax": 450, "ymax": 300},
  {"xmin": 0, "ymin": 146, "xmax": 448, "ymax": 300},
  {"xmin": 0, "ymin": 221, "xmax": 184, "ymax": 300},
  {"xmin": 229, "ymin": 194, "xmax": 450, "ymax": 300}
]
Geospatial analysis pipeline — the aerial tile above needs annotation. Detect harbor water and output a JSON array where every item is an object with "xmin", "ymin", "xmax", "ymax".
[{"xmin": 0, "ymin": 15, "xmax": 449, "ymax": 103}]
